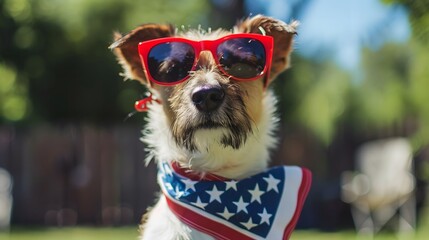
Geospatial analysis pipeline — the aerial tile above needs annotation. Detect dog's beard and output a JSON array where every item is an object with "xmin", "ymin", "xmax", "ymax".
[{"xmin": 171, "ymin": 89, "xmax": 253, "ymax": 152}]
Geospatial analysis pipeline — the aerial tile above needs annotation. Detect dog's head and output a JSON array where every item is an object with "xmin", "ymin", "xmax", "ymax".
[{"xmin": 110, "ymin": 15, "xmax": 297, "ymax": 172}]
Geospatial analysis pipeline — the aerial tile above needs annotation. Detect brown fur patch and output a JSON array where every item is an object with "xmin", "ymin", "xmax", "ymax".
[
  {"xmin": 109, "ymin": 24, "xmax": 174, "ymax": 84},
  {"xmin": 235, "ymin": 15, "xmax": 298, "ymax": 83}
]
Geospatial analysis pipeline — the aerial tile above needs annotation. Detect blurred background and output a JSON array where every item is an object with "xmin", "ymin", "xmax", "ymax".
[{"xmin": 1, "ymin": 0, "xmax": 429, "ymax": 238}]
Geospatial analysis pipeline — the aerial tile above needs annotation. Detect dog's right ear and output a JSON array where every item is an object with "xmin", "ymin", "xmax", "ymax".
[
  {"xmin": 109, "ymin": 24, "xmax": 174, "ymax": 85},
  {"xmin": 234, "ymin": 15, "xmax": 298, "ymax": 85}
]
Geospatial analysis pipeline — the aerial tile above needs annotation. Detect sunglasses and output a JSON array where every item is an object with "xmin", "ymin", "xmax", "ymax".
[{"xmin": 138, "ymin": 33, "xmax": 274, "ymax": 86}]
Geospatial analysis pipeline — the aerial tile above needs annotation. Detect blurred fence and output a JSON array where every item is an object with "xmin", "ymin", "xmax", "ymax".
[
  {"xmin": 0, "ymin": 124, "xmax": 427, "ymax": 230},
  {"xmin": 0, "ymin": 125, "xmax": 158, "ymax": 226}
]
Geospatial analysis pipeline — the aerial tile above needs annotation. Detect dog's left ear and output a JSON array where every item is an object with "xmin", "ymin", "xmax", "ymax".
[
  {"xmin": 109, "ymin": 24, "xmax": 174, "ymax": 85},
  {"xmin": 235, "ymin": 15, "xmax": 298, "ymax": 84}
]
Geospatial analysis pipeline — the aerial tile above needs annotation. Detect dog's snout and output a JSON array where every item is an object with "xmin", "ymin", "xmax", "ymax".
[{"xmin": 191, "ymin": 86, "xmax": 225, "ymax": 112}]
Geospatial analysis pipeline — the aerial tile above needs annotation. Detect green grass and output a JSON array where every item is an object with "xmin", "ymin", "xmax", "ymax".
[
  {"xmin": 291, "ymin": 230, "xmax": 421, "ymax": 240},
  {"xmin": 0, "ymin": 227, "xmax": 139, "ymax": 240},
  {"xmin": 0, "ymin": 226, "xmax": 425, "ymax": 240},
  {"xmin": 1, "ymin": 210, "xmax": 429, "ymax": 240}
]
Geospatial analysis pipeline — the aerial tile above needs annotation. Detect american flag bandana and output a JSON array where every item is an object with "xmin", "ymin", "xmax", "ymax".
[{"xmin": 158, "ymin": 162, "xmax": 312, "ymax": 240}]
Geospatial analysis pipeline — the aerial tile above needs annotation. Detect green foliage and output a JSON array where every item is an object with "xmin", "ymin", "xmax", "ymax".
[
  {"xmin": 0, "ymin": 64, "xmax": 29, "ymax": 121},
  {"xmin": 380, "ymin": 0, "xmax": 429, "ymax": 149},
  {"xmin": 408, "ymin": 39, "xmax": 429, "ymax": 149},
  {"xmin": 275, "ymin": 0, "xmax": 429, "ymax": 148},
  {"xmin": 298, "ymin": 65, "xmax": 350, "ymax": 144},
  {"xmin": 276, "ymin": 38, "xmax": 428, "ymax": 150},
  {"xmin": 0, "ymin": 0, "xmax": 209, "ymax": 124},
  {"xmin": 352, "ymin": 44, "xmax": 411, "ymax": 129},
  {"xmin": 383, "ymin": 0, "xmax": 429, "ymax": 43},
  {"xmin": 283, "ymin": 59, "xmax": 351, "ymax": 144}
]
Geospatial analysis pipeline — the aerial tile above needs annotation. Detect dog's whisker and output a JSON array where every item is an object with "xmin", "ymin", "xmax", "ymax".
[{"xmin": 124, "ymin": 111, "xmax": 138, "ymax": 122}]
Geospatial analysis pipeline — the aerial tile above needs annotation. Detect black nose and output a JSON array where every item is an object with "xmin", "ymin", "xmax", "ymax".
[{"xmin": 191, "ymin": 86, "xmax": 225, "ymax": 112}]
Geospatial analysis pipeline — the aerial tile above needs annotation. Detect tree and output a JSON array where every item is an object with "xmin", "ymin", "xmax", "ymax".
[
  {"xmin": 382, "ymin": 0, "xmax": 429, "ymax": 149},
  {"xmin": 0, "ymin": 0, "xmax": 209, "ymax": 124}
]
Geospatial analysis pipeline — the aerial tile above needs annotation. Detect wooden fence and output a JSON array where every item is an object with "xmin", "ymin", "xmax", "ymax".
[
  {"xmin": 0, "ymin": 124, "xmax": 426, "ymax": 229},
  {"xmin": 0, "ymin": 125, "xmax": 158, "ymax": 226}
]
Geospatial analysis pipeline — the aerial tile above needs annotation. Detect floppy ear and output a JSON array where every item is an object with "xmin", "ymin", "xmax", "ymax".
[
  {"xmin": 109, "ymin": 24, "xmax": 174, "ymax": 85},
  {"xmin": 235, "ymin": 15, "xmax": 298, "ymax": 84}
]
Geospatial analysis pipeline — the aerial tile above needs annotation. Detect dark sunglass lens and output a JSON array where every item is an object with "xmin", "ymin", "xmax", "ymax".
[
  {"xmin": 217, "ymin": 38, "xmax": 266, "ymax": 79},
  {"xmin": 147, "ymin": 42, "xmax": 195, "ymax": 83}
]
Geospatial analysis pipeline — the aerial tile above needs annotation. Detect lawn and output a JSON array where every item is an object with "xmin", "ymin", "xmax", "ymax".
[
  {"xmin": 0, "ymin": 227, "xmax": 139, "ymax": 240},
  {"xmin": 0, "ymin": 226, "xmax": 426, "ymax": 240},
  {"xmin": 1, "ymin": 211, "xmax": 429, "ymax": 240}
]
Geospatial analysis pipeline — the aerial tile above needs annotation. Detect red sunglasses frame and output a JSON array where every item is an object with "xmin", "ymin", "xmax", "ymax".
[{"xmin": 137, "ymin": 33, "xmax": 274, "ymax": 87}]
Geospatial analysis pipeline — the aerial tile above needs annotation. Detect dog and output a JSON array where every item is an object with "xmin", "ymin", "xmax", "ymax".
[{"xmin": 110, "ymin": 15, "xmax": 311, "ymax": 240}]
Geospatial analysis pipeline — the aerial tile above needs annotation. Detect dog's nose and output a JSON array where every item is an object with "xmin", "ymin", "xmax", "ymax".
[{"xmin": 191, "ymin": 86, "xmax": 225, "ymax": 112}]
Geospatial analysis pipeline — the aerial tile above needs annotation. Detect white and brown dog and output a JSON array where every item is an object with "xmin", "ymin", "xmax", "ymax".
[{"xmin": 110, "ymin": 15, "xmax": 311, "ymax": 240}]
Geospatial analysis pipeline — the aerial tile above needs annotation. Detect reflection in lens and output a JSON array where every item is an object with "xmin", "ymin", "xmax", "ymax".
[
  {"xmin": 217, "ymin": 38, "xmax": 266, "ymax": 79},
  {"xmin": 147, "ymin": 42, "xmax": 195, "ymax": 83}
]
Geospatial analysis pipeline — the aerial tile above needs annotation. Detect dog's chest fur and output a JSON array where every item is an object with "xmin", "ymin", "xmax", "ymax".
[{"xmin": 141, "ymin": 90, "xmax": 278, "ymax": 240}]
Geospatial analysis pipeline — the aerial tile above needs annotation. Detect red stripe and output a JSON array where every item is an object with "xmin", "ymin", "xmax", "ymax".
[
  {"xmin": 171, "ymin": 161, "xmax": 231, "ymax": 181},
  {"xmin": 165, "ymin": 196, "xmax": 254, "ymax": 240},
  {"xmin": 283, "ymin": 168, "xmax": 312, "ymax": 240},
  {"xmin": 165, "ymin": 164, "xmax": 312, "ymax": 239}
]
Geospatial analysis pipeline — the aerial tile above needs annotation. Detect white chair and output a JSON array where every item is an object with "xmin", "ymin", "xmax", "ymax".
[
  {"xmin": 341, "ymin": 138, "xmax": 415, "ymax": 237},
  {"xmin": 0, "ymin": 168, "xmax": 13, "ymax": 230}
]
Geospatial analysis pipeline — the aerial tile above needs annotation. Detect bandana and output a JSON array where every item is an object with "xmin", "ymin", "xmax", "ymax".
[{"xmin": 158, "ymin": 162, "xmax": 312, "ymax": 240}]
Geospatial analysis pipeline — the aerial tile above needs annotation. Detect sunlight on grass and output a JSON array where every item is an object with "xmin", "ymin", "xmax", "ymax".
[
  {"xmin": 0, "ymin": 224, "xmax": 425, "ymax": 240},
  {"xmin": 1, "ymin": 206, "xmax": 429, "ymax": 240},
  {"xmin": 0, "ymin": 227, "xmax": 139, "ymax": 240},
  {"xmin": 291, "ymin": 204, "xmax": 429, "ymax": 240}
]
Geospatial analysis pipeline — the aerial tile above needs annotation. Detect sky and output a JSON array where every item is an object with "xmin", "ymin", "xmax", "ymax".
[{"xmin": 244, "ymin": 0, "xmax": 411, "ymax": 71}]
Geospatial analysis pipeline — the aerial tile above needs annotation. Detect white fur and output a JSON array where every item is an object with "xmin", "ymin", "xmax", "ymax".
[{"xmin": 140, "ymin": 90, "xmax": 279, "ymax": 240}]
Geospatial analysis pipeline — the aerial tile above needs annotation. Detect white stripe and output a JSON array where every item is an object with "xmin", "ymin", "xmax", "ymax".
[
  {"xmin": 158, "ymin": 173, "xmax": 264, "ymax": 240},
  {"xmin": 265, "ymin": 166, "xmax": 303, "ymax": 240}
]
